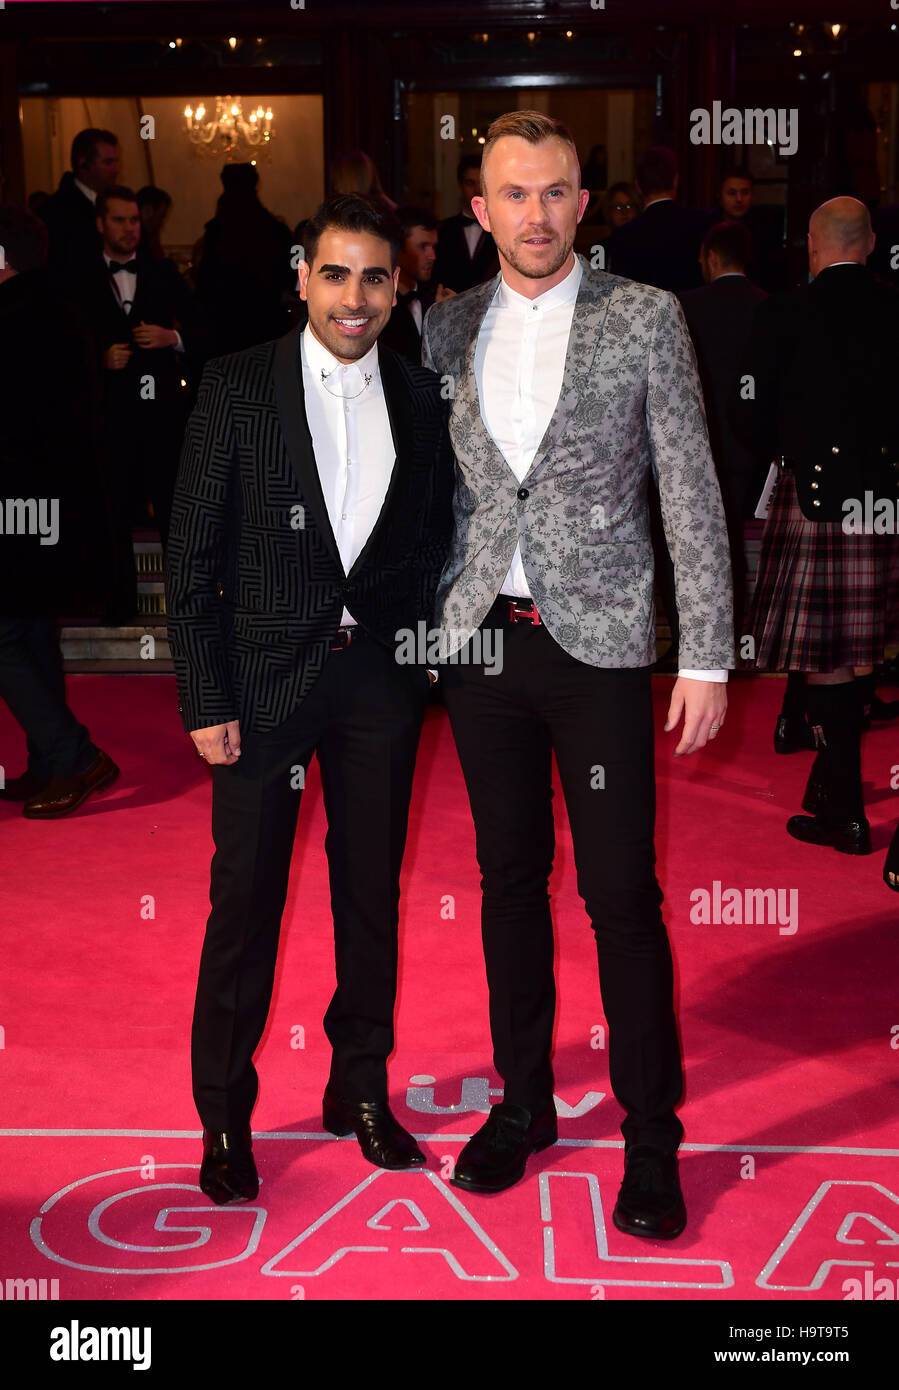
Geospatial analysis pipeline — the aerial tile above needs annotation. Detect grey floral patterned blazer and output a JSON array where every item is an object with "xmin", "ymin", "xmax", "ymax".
[{"xmin": 421, "ymin": 255, "xmax": 734, "ymax": 670}]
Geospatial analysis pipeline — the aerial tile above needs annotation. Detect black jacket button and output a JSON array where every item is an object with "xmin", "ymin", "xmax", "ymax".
[{"xmin": 517, "ymin": 487, "xmax": 529, "ymax": 501}]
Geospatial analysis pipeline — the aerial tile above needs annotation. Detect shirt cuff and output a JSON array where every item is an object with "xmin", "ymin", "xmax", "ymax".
[
  {"xmin": 172, "ymin": 330, "xmax": 185, "ymax": 353},
  {"xmin": 677, "ymin": 668, "xmax": 728, "ymax": 682}
]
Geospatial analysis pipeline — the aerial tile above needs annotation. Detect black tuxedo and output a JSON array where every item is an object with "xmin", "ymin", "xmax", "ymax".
[
  {"xmin": 433, "ymin": 213, "xmax": 500, "ymax": 294},
  {"xmin": 739, "ymin": 263, "xmax": 899, "ymax": 521},
  {"xmin": 165, "ymin": 327, "xmax": 455, "ymax": 1125},
  {"xmin": 608, "ymin": 199, "xmax": 706, "ymax": 292},
  {"xmin": 77, "ymin": 250, "xmax": 209, "ymax": 613},
  {"xmin": 379, "ymin": 284, "xmax": 435, "ymax": 364}
]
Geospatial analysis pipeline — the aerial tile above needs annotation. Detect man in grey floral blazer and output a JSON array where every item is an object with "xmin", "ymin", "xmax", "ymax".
[{"xmin": 422, "ymin": 110, "xmax": 733, "ymax": 1239}]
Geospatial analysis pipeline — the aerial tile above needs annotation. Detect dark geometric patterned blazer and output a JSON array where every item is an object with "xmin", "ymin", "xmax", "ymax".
[{"xmin": 165, "ymin": 325, "xmax": 455, "ymax": 733}]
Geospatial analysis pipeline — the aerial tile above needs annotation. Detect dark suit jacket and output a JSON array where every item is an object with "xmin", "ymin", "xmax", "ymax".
[
  {"xmin": 432, "ymin": 213, "xmax": 500, "ymax": 294},
  {"xmin": 0, "ymin": 269, "xmax": 114, "ymax": 617},
  {"xmin": 166, "ymin": 328, "xmax": 455, "ymax": 733},
  {"xmin": 39, "ymin": 172, "xmax": 102, "ymax": 280},
  {"xmin": 77, "ymin": 251, "xmax": 209, "ymax": 439},
  {"xmin": 738, "ymin": 263, "xmax": 899, "ymax": 521},
  {"xmin": 679, "ymin": 274, "xmax": 769, "ymax": 519},
  {"xmin": 702, "ymin": 205, "xmax": 789, "ymax": 294},
  {"xmin": 608, "ymin": 199, "xmax": 706, "ymax": 292}
]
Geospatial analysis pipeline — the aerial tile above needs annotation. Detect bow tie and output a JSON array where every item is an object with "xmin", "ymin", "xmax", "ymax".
[
  {"xmin": 399, "ymin": 288, "xmax": 420, "ymax": 303},
  {"xmin": 109, "ymin": 259, "xmax": 138, "ymax": 274}
]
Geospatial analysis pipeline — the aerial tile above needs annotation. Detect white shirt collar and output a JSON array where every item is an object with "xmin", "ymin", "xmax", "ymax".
[
  {"xmin": 301, "ymin": 322, "xmax": 380, "ymax": 386},
  {"xmin": 74, "ymin": 178, "xmax": 98, "ymax": 204},
  {"xmin": 496, "ymin": 254, "xmax": 583, "ymax": 314}
]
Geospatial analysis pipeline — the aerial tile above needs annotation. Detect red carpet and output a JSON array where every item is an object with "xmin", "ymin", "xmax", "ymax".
[{"xmin": 1, "ymin": 673, "xmax": 897, "ymax": 1301}]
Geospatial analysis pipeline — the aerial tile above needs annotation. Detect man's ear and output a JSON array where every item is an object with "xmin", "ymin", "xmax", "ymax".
[
  {"xmin": 470, "ymin": 195, "xmax": 490, "ymax": 234},
  {"xmin": 298, "ymin": 260, "xmax": 310, "ymax": 301},
  {"xmin": 576, "ymin": 187, "xmax": 590, "ymax": 224},
  {"xmin": 392, "ymin": 264, "xmax": 400, "ymax": 306}
]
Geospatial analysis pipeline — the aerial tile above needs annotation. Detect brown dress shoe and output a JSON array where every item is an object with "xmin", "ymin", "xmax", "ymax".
[
  {"xmin": 0, "ymin": 770, "xmax": 52, "ymax": 801},
  {"xmin": 22, "ymin": 750, "xmax": 119, "ymax": 819}
]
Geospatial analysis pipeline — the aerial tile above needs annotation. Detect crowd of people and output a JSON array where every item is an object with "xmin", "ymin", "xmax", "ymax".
[{"xmin": 0, "ymin": 122, "xmax": 897, "ymax": 897}]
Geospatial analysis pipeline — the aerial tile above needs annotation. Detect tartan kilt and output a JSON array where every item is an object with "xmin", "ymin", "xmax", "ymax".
[{"xmin": 748, "ymin": 470, "xmax": 899, "ymax": 672}]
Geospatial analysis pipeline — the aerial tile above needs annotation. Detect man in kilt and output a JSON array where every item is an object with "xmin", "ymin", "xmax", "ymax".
[{"xmin": 743, "ymin": 197, "xmax": 899, "ymax": 856}]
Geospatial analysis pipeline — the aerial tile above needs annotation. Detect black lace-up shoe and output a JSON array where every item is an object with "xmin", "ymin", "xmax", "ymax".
[{"xmin": 612, "ymin": 1144, "xmax": 686, "ymax": 1239}]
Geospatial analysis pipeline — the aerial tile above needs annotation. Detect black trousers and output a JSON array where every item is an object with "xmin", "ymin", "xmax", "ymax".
[
  {"xmin": 0, "ymin": 618, "xmax": 98, "ymax": 777},
  {"xmin": 441, "ymin": 602, "xmax": 684, "ymax": 1153},
  {"xmin": 191, "ymin": 632, "xmax": 429, "ymax": 1132}
]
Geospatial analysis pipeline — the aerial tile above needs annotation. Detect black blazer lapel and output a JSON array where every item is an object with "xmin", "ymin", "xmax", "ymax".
[
  {"xmin": 273, "ymin": 326, "xmax": 343, "ymax": 572},
  {"xmin": 346, "ymin": 343, "xmax": 414, "ymax": 579}
]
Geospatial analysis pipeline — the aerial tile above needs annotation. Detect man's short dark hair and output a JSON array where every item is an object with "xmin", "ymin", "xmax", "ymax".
[
  {"xmin": 393, "ymin": 204, "xmax": 439, "ymax": 241},
  {"xmin": 96, "ymin": 186, "xmax": 139, "ymax": 221},
  {"xmin": 0, "ymin": 204, "xmax": 49, "ymax": 273},
  {"xmin": 71, "ymin": 128, "xmax": 118, "ymax": 173},
  {"xmin": 721, "ymin": 165, "xmax": 753, "ymax": 187},
  {"xmin": 137, "ymin": 185, "xmax": 172, "ymax": 214},
  {"xmin": 303, "ymin": 194, "xmax": 403, "ymax": 268},
  {"xmin": 702, "ymin": 219, "xmax": 751, "ymax": 269},
  {"xmin": 635, "ymin": 146, "xmax": 678, "ymax": 197},
  {"xmin": 457, "ymin": 155, "xmax": 482, "ymax": 183}
]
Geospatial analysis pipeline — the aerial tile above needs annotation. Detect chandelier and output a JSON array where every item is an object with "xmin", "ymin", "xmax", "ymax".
[{"xmin": 184, "ymin": 95, "xmax": 275, "ymax": 160}]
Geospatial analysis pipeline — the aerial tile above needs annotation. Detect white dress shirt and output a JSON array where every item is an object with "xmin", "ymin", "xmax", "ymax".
[
  {"xmin": 301, "ymin": 325, "xmax": 396, "ymax": 626},
  {"xmin": 475, "ymin": 256, "xmax": 725, "ymax": 682}
]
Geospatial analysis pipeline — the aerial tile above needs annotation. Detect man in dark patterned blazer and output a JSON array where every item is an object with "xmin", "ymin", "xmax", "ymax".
[
  {"xmin": 166, "ymin": 195, "xmax": 454, "ymax": 1205},
  {"xmin": 422, "ymin": 112, "xmax": 733, "ymax": 1239}
]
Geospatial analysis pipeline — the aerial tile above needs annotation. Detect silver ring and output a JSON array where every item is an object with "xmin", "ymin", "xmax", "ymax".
[
  {"xmin": 198, "ymin": 751, "xmax": 205, "ymax": 759},
  {"xmin": 710, "ymin": 725, "xmax": 721, "ymax": 732}
]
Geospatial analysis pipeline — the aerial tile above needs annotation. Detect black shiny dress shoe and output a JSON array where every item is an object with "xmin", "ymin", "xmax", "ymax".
[
  {"xmin": 612, "ymin": 1144, "xmax": 686, "ymax": 1240},
  {"xmin": 322, "ymin": 1089, "xmax": 426, "ymax": 1170},
  {"xmin": 786, "ymin": 813, "xmax": 872, "ymax": 855},
  {"xmin": 199, "ymin": 1127, "xmax": 259, "ymax": 1205},
  {"xmin": 449, "ymin": 1102, "xmax": 557, "ymax": 1195},
  {"xmin": 774, "ymin": 714, "xmax": 816, "ymax": 754}
]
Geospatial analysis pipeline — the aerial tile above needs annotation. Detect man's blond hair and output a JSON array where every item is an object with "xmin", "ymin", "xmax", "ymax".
[{"xmin": 480, "ymin": 110, "xmax": 579, "ymax": 196}]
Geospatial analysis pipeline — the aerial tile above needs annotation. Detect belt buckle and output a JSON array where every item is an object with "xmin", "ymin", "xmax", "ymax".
[{"xmin": 507, "ymin": 599, "xmax": 541, "ymax": 626}]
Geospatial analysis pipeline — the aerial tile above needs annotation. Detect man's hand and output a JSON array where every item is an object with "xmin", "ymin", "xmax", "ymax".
[
  {"xmin": 434, "ymin": 284, "xmax": 456, "ymax": 303},
  {"xmin": 190, "ymin": 720, "xmax": 242, "ymax": 765},
  {"xmin": 664, "ymin": 677, "xmax": 726, "ymax": 757},
  {"xmin": 132, "ymin": 320, "xmax": 177, "ymax": 349},
  {"xmin": 104, "ymin": 343, "xmax": 132, "ymax": 370}
]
